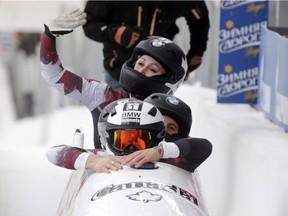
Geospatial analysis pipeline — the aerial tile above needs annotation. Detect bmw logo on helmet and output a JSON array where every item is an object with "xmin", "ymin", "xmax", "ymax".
[
  {"xmin": 166, "ymin": 96, "xmax": 180, "ymax": 106},
  {"xmin": 151, "ymin": 39, "xmax": 164, "ymax": 48},
  {"xmin": 150, "ymin": 37, "xmax": 172, "ymax": 48}
]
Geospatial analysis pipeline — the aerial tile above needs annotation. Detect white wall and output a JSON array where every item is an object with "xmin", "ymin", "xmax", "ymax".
[
  {"xmin": 0, "ymin": 1, "xmax": 105, "ymax": 117},
  {"xmin": 175, "ymin": 84, "xmax": 288, "ymax": 216},
  {"xmin": 0, "ymin": 62, "xmax": 16, "ymax": 131},
  {"xmin": 0, "ymin": 1, "xmax": 85, "ymax": 32}
]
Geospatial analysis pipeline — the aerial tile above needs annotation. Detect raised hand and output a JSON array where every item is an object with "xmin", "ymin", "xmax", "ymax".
[{"xmin": 45, "ymin": 8, "xmax": 87, "ymax": 37}]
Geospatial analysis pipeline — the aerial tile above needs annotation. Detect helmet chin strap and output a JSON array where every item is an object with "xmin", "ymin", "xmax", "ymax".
[
  {"xmin": 164, "ymin": 82, "xmax": 175, "ymax": 95},
  {"xmin": 165, "ymin": 79, "xmax": 184, "ymax": 95}
]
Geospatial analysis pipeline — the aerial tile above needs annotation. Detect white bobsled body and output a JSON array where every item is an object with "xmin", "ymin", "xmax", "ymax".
[{"xmin": 57, "ymin": 162, "xmax": 209, "ymax": 216}]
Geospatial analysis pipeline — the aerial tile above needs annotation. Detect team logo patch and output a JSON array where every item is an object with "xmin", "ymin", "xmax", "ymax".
[{"xmin": 127, "ymin": 190, "xmax": 162, "ymax": 203}]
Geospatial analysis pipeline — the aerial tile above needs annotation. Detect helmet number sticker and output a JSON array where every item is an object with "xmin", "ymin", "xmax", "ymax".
[{"xmin": 122, "ymin": 102, "xmax": 142, "ymax": 125}]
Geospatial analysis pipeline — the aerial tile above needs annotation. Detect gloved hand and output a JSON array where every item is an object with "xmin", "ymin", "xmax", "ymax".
[
  {"xmin": 45, "ymin": 9, "xmax": 87, "ymax": 37},
  {"xmin": 114, "ymin": 26, "xmax": 141, "ymax": 48},
  {"xmin": 185, "ymin": 55, "xmax": 203, "ymax": 80}
]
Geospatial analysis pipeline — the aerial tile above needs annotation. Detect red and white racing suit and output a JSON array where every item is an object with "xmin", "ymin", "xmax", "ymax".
[{"xmin": 40, "ymin": 31, "xmax": 129, "ymax": 148}]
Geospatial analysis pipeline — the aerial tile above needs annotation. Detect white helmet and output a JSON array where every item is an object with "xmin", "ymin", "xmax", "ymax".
[{"xmin": 98, "ymin": 99, "xmax": 166, "ymax": 155}]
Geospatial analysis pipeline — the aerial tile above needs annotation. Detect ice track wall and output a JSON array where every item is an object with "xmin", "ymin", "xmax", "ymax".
[{"xmin": 176, "ymin": 85, "xmax": 288, "ymax": 216}]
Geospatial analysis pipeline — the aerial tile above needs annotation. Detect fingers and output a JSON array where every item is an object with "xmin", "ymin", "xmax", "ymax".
[
  {"xmin": 127, "ymin": 32, "xmax": 140, "ymax": 48},
  {"xmin": 189, "ymin": 56, "xmax": 202, "ymax": 67},
  {"xmin": 122, "ymin": 155, "xmax": 136, "ymax": 166},
  {"xmin": 66, "ymin": 11, "xmax": 87, "ymax": 28},
  {"xmin": 57, "ymin": 9, "xmax": 87, "ymax": 29},
  {"xmin": 123, "ymin": 155, "xmax": 148, "ymax": 168},
  {"xmin": 64, "ymin": 8, "xmax": 86, "ymax": 20},
  {"xmin": 70, "ymin": 11, "xmax": 87, "ymax": 23},
  {"xmin": 122, "ymin": 152, "xmax": 146, "ymax": 167},
  {"xmin": 86, "ymin": 155, "xmax": 124, "ymax": 173},
  {"xmin": 100, "ymin": 161, "xmax": 120, "ymax": 174},
  {"xmin": 115, "ymin": 26, "xmax": 140, "ymax": 47},
  {"xmin": 105, "ymin": 157, "xmax": 123, "ymax": 173},
  {"xmin": 122, "ymin": 148, "xmax": 161, "ymax": 168},
  {"xmin": 110, "ymin": 160, "xmax": 123, "ymax": 170},
  {"xmin": 115, "ymin": 26, "xmax": 126, "ymax": 44},
  {"xmin": 66, "ymin": 8, "xmax": 82, "ymax": 16}
]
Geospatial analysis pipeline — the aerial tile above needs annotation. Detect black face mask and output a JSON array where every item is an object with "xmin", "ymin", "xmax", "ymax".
[{"xmin": 164, "ymin": 133, "xmax": 184, "ymax": 142}]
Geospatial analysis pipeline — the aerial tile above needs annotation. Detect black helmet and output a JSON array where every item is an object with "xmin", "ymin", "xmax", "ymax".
[
  {"xmin": 144, "ymin": 93, "xmax": 192, "ymax": 138},
  {"xmin": 119, "ymin": 36, "xmax": 188, "ymax": 100},
  {"xmin": 98, "ymin": 98, "xmax": 166, "ymax": 155}
]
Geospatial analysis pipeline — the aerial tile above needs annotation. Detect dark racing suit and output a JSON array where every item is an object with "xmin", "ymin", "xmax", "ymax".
[
  {"xmin": 40, "ymin": 31, "xmax": 212, "ymax": 172},
  {"xmin": 83, "ymin": 1, "xmax": 210, "ymax": 80}
]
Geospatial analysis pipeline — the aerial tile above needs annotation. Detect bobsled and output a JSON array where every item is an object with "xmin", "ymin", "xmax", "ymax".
[
  {"xmin": 56, "ymin": 130, "xmax": 209, "ymax": 216},
  {"xmin": 57, "ymin": 163, "xmax": 209, "ymax": 216}
]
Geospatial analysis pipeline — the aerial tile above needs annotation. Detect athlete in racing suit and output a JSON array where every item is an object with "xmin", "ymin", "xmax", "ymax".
[
  {"xmin": 41, "ymin": 9, "xmax": 188, "ymax": 149},
  {"xmin": 43, "ymin": 9, "xmax": 212, "ymax": 173}
]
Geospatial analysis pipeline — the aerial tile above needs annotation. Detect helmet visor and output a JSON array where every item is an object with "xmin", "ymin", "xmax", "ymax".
[{"xmin": 112, "ymin": 129, "xmax": 152, "ymax": 152}]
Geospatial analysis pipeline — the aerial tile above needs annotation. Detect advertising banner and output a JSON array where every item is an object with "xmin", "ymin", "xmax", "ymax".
[{"xmin": 217, "ymin": 0, "xmax": 269, "ymax": 104}]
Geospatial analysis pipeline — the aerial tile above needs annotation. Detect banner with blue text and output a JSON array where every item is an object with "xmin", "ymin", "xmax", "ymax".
[{"xmin": 217, "ymin": 0, "xmax": 268, "ymax": 104}]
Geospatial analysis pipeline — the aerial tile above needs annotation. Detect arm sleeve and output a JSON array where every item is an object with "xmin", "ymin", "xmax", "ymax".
[
  {"xmin": 162, "ymin": 138, "xmax": 212, "ymax": 172},
  {"xmin": 83, "ymin": 1, "xmax": 118, "ymax": 43},
  {"xmin": 40, "ymin": 31, "xmax": 125, "ymax": 111},
  {"xmin": 46, "ymin": 145, "xmax": 89, "ymax": 170},
  {"xmin": 46, "ymin": 145, "xmax": 107, "ymax": 170},
  {"xmin": 178, "ymin": 138, "xmax": 212, "ymax": 171},
  {"xmin": 185, "ymin": 1, "xmax": 210, "ymax": 58},
  {"xmin": 159, "ymin": 141, "xmax": 180, "ymax": 158},
  {"xmin": 74, "ymin": 152, "xmax": 91, "ymax": 170}
]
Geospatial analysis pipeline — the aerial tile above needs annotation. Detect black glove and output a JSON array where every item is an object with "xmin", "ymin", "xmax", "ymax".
[
  {"xmin": 120, "ymin": 26, "xmax": 142, "ymax": 47},
  {"xmin": 188, "ymin": 63, "xmax": 201, "ymax": 73}
]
